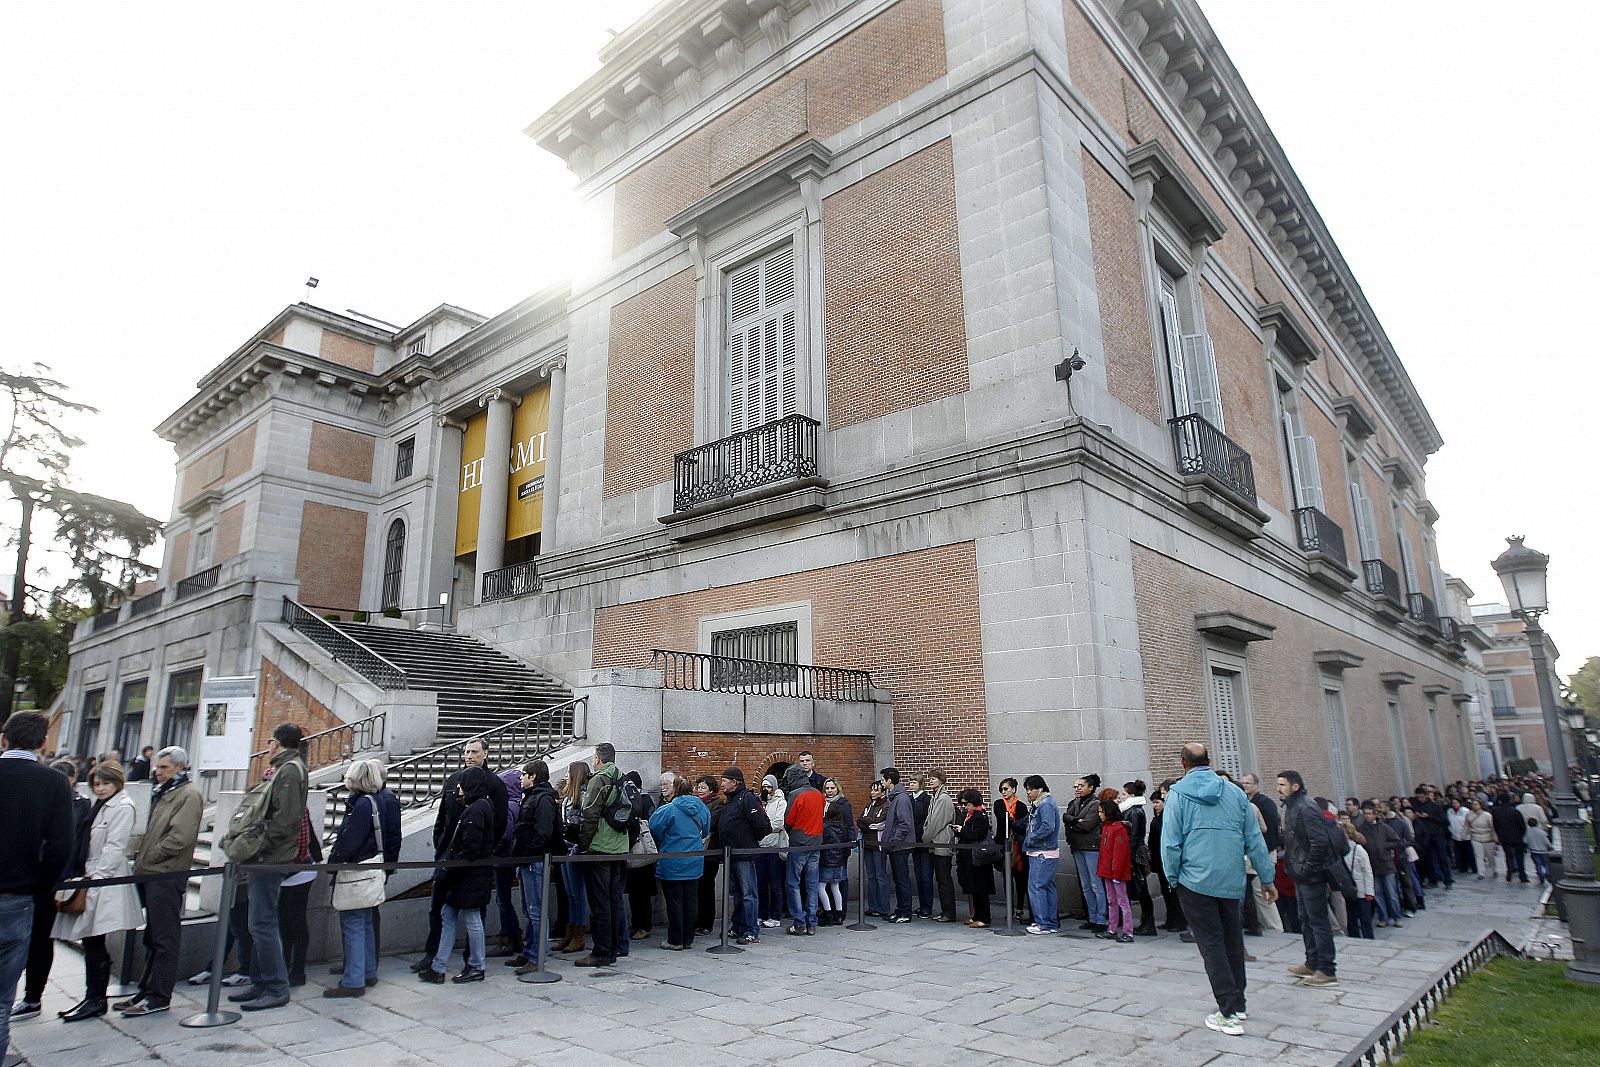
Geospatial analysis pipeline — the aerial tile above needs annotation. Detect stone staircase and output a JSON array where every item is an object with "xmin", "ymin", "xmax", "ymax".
[{"xmin": 332, "ymin": 622, "xmax": 573, "ymax": 740}]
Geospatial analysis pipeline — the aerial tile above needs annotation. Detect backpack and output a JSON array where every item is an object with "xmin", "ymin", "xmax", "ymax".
[{"xmin": 602, "ymin": 777, "xmax": 640, "ymax": 833}]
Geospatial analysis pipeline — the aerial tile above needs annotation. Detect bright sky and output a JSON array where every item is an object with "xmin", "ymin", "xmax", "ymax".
[{"xmin": 2, "ymin": 1, "xmax": 1595, "ymax": 673}]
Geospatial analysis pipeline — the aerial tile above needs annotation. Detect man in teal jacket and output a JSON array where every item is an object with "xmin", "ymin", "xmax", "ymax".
[{"xmin": 1160, "ymin": 743, "xmax": 1274, "ymax": 1038}]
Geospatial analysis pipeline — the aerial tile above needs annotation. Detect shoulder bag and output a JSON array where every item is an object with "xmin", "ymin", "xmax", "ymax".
[{"xmin": 331, "ymin": 797, "xmax": 386, "ymax": 912}]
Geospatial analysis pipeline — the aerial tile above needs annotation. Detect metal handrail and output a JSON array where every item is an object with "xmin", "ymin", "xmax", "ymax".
[
  {"xmin": 482, "ymin": 560, "xmax": 539, "ymax": 602},
  {"xmin": 1168, "ymin": 413, "xmax": 1257, "ymax": 505},
  {"xmin": 650, "ymin": 648, "xmax": 875, "ymax": 702},
  {"xmin": 91, "ymin": 607, "xmax": 120, "ymax": 633},
  {"xmin": 1293, "ymin": 506, "xmax": 1349, "ymax": 569},
  {"xmin": 280, "ymin": 596, "xmax": 409, "ymax": 689},
  {"xmin": 673, "ymin": 413, "xmax": 821, "ymax": 512},
  {"xmin": 321, "ymin": 697, "xmax": 586, "ymax": 834},
  {"xmin": 1438, "ymin": 616, "xmax": 1462, "ymax": 645},
  {"xmin": 175, "ymin": 564, "xmax": 222, "ymax": 600},
  {"xmin": 129, "ymin": 589, "xmax": 165, "ymax": 618},
  {"xmin": 248, "ymin": 712, "xmax": 386, "ymax": 783},
  {"xmin": 1335, "ymin": 928, "xmax": 1520, "ymax": 1066}
]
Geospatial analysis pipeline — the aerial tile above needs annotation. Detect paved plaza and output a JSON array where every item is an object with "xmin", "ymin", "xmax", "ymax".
[{"xmin": 10, "ymin": 876, "xmax": 1543, "ymax": 1067}]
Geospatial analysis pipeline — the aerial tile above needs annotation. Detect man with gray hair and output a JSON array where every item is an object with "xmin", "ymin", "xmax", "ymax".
[{"xmin": 117, "ymin": 746, "xmax": 202, "ymax": 1017}]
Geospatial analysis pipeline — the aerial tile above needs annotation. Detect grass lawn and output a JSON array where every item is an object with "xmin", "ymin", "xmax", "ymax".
[{"xmin": 1395, "ymin": 957, "xmax": 1600, "ymax": 1066}]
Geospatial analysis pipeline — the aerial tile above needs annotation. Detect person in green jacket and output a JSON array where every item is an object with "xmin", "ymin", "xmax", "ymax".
[{"xmin": 576, "ymin": 743, "xmax": 629, "ymax": 967}]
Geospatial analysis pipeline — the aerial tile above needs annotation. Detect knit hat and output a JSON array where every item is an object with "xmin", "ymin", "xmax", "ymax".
[
  {"xmin": 762, "ymin": 774, "xmax": 779, "ymax": 791},
  {"xmin": 721, "ymin": 766, "xmax": 745, "ymax": 785}
]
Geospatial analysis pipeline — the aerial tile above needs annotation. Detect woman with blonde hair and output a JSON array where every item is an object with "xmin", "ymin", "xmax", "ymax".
[
  {"xmin": 324, "ymin": 759, "xmax": 389, "ymax": 997},
  {"xmin": 554, "ymin": 762, "xmax": 591, "ymax": 953},
  {"xmin": 54, "ymin": 762, "xmax": 142, "ymax": 1022}
]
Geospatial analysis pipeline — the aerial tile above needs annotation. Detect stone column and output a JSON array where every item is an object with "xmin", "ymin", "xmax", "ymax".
[
  {"xmin": 475, "ymin": 388, "xmax": 516, "ymax": 587},
  {"xmin": 539, "ymin": 356, "xmax": 567, "ymax": 554},
  {"xmin": 426, "ymin": 417, "xmax": 465, "ymax": 617}
]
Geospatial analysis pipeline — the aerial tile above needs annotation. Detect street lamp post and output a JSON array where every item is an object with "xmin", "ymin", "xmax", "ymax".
[
  {"xmin": 1565, "ymin": 708, "xmax": 1600, "ymax": 860},
  {"xmin": 1492, "ymin": 536, "xmax": 1600, "ymax": 984}
]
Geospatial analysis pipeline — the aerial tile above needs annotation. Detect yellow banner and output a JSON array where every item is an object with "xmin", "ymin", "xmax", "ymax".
[{"xmin": 454, "ymin": 384, "xmax": 550, "ymax": 557}]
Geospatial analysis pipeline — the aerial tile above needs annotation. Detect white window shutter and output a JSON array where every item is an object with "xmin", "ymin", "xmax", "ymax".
[
  {"xmin": 1158, "ymin": 287, "xmax": 1189, "ymax": 417},
  {"xmin": 1354, "ymin": 491, "xmax": 1381, "ymax": 561},
  {"xmin": 1209, "ymin": 669, "xmax": 1243, "ymax": 779},
  {"xmin": 1399, "ymin": 536, "xmax": 1420, "ymax": 595},
  {"xmin": 1181, "ymin": 334, "xmax": 1225, "ymax": 431},
  {"xmin": 725, "ymin": 246, "xmax": 799, "ymax": 435},
  {"xmin": 1322, "ymin": 688, "xmax": 1351, "ymax": 804},
  {"xmin": 1292, "ymin": 434, "xmax": 1325, "ymax": 510}
]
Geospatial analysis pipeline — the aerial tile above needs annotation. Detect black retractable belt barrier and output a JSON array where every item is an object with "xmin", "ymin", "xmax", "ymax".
[
  {"xmin": 995, "ymin": 847, "xmax": 1025, "ymax": 937},
  {"xmin": 847, "ymin": 841, "xmax": 875, "ymax": 932},
  {"xmin": 706, "ymin": 846, "xmax": 741, "ymax": 954},
  {"xmin": 180, "ymin": 862, "xmax": 242, "ymax": 1029},
  {"xmin": 516, "ymin": 858, "xmax": 560, "ymax": 985}
]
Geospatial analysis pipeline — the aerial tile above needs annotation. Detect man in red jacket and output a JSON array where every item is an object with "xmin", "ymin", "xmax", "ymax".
[{"xmin": 782, "ymin": 766, "xmax": 825, "ymax": 935}]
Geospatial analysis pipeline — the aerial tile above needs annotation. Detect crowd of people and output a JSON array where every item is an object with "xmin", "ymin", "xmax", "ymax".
[{"xmin": 0, "ymin": 707, "xmax": 1568, "ymax": 1060}]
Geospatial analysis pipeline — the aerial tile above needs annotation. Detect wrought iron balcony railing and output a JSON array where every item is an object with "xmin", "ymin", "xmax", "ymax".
[
  {"xmin": 1438, "ymin": 616, "xmax": 1463, "ymax": 645},
  {"xmin": 673, "ymin": 414, "xmax": 820, "ymax": 513},
  {"xmin": 1292, "ymin": 506, "xmax": 1349, "ymax": 569},
  {"xmin": 1409, "ymin": 592, "xmax": 1441, "ymax": 634},
  {"xmin": 482, "ymin": 560, "xmax": 539, "ymax": 602},
  {"xmin": 248, "ymin": 712, "xmax": 386, "ymax": 783},
  {"xmin": 650, "ymin": 648, "xmax": 874, "ymax": 702},
  {"xmin": 280, "ymin": 597, "xmax": 408, "ymax": 689},
  {"xmin": 1492, "ymin": 704, "xmax": 1517, "ymax": 719},
  {"xmin": 91, "ymin": 607, "xmax": 120, "ymax": 633},
  {"xmin": 1363, "ymin": 559, "xmax": 1405, "ymax": 609},
  {"xmin": 175, "ymin": 564, "xmax": 221, "ymax": 600},
  {"xmin": 1168, "ymin": 413, "xmax": 1257, "ymax": 506},
  {"xmin": 129, "ymin": 589, "xmax": 164, "ymax": 618}
]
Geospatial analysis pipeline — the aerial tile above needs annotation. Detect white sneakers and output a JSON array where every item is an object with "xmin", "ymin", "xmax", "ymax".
[{"xmin": 1205, "ymin": 1012, "xmax": 1244, "ymax": 1037}]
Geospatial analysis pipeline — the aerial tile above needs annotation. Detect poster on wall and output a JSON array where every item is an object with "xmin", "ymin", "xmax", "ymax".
[
  {"xmin": 454, "ymin": 383, "xmax": 551, "ymax": 556},
  {"xmin": 194, "ymin": 675, "xmax": 257, "ymax": 772}
]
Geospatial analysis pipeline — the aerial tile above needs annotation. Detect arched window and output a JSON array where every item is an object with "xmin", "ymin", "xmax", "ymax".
[{"xmin": 381, "ymin": 519, "xmax": 405, "ymax": 610}]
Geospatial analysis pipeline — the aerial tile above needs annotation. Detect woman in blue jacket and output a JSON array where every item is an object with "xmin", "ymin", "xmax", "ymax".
[
  {"xmin": 648, "ymin": 776, "xmax": 712, "ymax": 950},
  {"xmin": 1021, "ymin": 775, "xmax": 1061, "ymax": 933}
]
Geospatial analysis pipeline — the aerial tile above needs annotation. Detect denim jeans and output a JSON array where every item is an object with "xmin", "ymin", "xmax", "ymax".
[
  {"xmin": 730, "ymin": 858, "xmax": 760, "ymax": 937},
  {"xmin": 1504, "ymin": 844, "xmax": 1529, "ymax": 881},
  {"xmin": 1296, "ymin": 880, "xmax": 1336, "ymax": 976},
  {"xmin": 562, "ymin": 854, "xmax": 589, "ymax": 925},
  {"xmin": 518, "ymin": 861, "xmax": 546, "ymax": 948},
  {"xmin": 914, "ymin": 851, "xmax": 935, "ymax": 916},
  {"xmin": 493, "ymin": 863, "xmax": 522, "ymax": 948},
  {"xmin": 1027, "ymin": 855, "xmax": 1059, "ymax": 931},
  {"xmin": 433, "ymin": 903, "xmax": 485, "ymax": 972},
  {"xmin": 865, "ymin": 847, "xmax": 891, "ymax": 914},
  {"xmin": 1073, "ymin": 849, "xmax": 1106, "ymax": 925},
  {"xmin": 785, "ymin": 851, "xmax": 820, "ymax": 927},
  {"xmin": 246, "ymin": 870, "xmax": 290, "ymax": 1000},
  {"xmin": 1, "ymin": 893, "xmax": 33, "ymax": 1057},
  {"xmin": 756, "ymin": 852, "xmax": 786, "ymax": 921},
  {"xmin": 888, "ymin": 848, "xmax": 915, "ymax": 919},
  {"xmin": 338, "ymin": 909, "xmax": 377, "ymax": 988},
  {"xmin": 1531, "ymin": 852, "xmax": 1550, "ymax": 883},
  {"xmin": 1374, "ymin": 871, "xmax": 1402, "ymax": 924}
]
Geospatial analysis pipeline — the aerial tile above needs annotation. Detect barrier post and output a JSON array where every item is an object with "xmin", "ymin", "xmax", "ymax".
[
  {"xmin": 107, "ymin": 927, "xmax": 140, "ymax": 997},
  {"xmin": 706, "ymin": 847, "xmax": 743, "ymax": 954},
  {"xmin": 517, "ymin": 858, "xmax": 561, "ymax": 985},
  {"xmin": 181, "ymin": 865, "xmax": 242, "ymax": 1028},
  {"xmin": 995, "ymin": 851, "xmax": 1024, "ymax": 937},
  {"xmin": 847, "ymin": 842, "xmax": 876, "ymax": 932}
]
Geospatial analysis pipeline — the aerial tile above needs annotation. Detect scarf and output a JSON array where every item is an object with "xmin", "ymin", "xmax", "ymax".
[{"xmin": 151, "ymin": 769, "xmax": 191, "ymax": 811}]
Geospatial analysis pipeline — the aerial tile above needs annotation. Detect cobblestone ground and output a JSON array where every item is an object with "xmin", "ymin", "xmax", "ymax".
[{"xmin": 9, "ymin": 875, "xmax": 1544, "ymax": 1067}]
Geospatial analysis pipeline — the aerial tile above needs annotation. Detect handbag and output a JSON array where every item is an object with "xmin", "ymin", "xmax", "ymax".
[
  {"xmin": 1404, "ymin": 846, "xmax": 1419, "ymax": 863},
  {"xmin": 972, "ymin": 839, "xmax": 1002, "ymax": 867},
  {"xmin": 331, "ymin": 797, "xmax": 386, "ymax": 912},
  {"xmin": 56, "ymin": 888, "xmax": 87, "ymax": 915},
  {"xmin": 627, "ymin": 825, "xmax": 658, "ymax": 869}
]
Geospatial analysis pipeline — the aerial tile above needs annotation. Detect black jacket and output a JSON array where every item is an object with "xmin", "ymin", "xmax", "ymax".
[
  {"xmin": 514, "ymin": 781, "xmax": 561, "ymax": 856},
  {"xmin": 713, "ymin": 786, "xmax": 769, "ymax": 850},
  {"xmin": 911, "ymin": 791, "xmax": 931, "ymax": 841},
  {"xmin": 433, "ymin": 764, "xmax": 508, "ymax": 859},
  {"xmin": 1283, "ymin": 791, "xmax": 1334, "ymax": 885},
  {"xmin": 955, "ymin": 808, "xmax": 995, "ymax": 897},
  {"xmin": 821, "ymin": 795, "xmax": 856, "ymax": 868},
  {"xmin": 1250, "ymin": 791, "xmax": 1282, "ymax": 852},
  {"xmin": 1359, "ymin": 816, "xmax": 1398, "ymax": 877},
  {"xmin": 441, "ymin": 768, "xmax": 497, "ymax": 909},
  {"xmin": 1491, "ymin": 801, "xmax": 1526, "ymax": 847},
  {"xmin": 0, "ymin": 756, "xmax": 76, "ymax": 895},
  {"xmin": 1062, "ymin": 794, "xmax": 1101, "ymax": 853},
  {"xmin": 1411, "ymin": 798, "xmax": 1446, "ymax": 841}
]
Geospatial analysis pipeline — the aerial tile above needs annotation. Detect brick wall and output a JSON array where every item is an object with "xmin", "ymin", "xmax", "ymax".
[
  {"xmin": 1132, "ymin": 544, "xmax": 1466, "ymax": 797},
  {"xmin": 611, "ymin": 0, "xmax": 948, "ymax": 255},
  {"xmin": 1202, "ymin": 283, "xmax": 1284, "ymax": 513},
  {"xmin": 822, "ymin": 138, "xmax": 967, "ymax": 429},
  {"xmin": 592, "ymin": 541, "xmax": 990, "ymax": 792},
  {"xmin": 294, "ymin": 501, "xmax": 368, "ymax": 611},
  {"xmin": 603, "ymin": 269, "xmax": 697, "ymax": 498},
  {"xmin": 660, "ymin": 731, "xmax": 876, "ymax": 800},
  {"xmin": 1081, "ymin": 146, "xmax": 1161, "ymax": 424},
  {"xmin": 179, "ymin": 422, "xmax": 256, "ymax": 504},
  {"xmin": 307, "ymin": 420, "xmax": 376, "ymax": 482},
  {"xmin": 1307, "ymin": 402, "xmax": 1352, "ymax": 537},
  {"xmin": 254, "ymin": 657, "xmax": 343, "ymax": 782},
  {"xmin": 215, "ymin": 502, "xmax": 245, "ymax": 560},
  {"xmin": 318, "ymin": 330, "xmax": 375, "ymax": 373}
]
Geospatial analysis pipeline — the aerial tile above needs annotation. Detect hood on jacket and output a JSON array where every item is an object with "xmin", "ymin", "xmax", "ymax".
[
  {"xmin": 1522, "ymin": 793, "xmax": 1536, "ymax": 804},
  {"xmin": 763, "ymin": 774, "xmax": 780, "ymax": 794},
  {"xmin": 782, "ymin": 765, "xmax": 812, "ymax": 794},
  {"xmin": 1171, "ymin": 766, "xmax": 1226, "ymax": 806},
  {"xmin": 499, "ymin": 767, "xmax": 524, "ymax": 794},
  {"xmin": 460, "ymin": 766, "xmax": 495, "ymax": 804}
]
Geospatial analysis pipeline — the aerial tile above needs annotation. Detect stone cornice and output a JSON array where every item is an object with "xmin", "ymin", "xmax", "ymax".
[
  {"xmin": 1091, "ymin": 0, "xmax": 1444, "ymax": 457},
  {"xmin": 1126, "ymin": 139, "xmax": 1227, "ymax": 245},
  {"xmin": 666, "ymin": 137, "xmax": 833, "ymax": 239},
  {"xmin": 1257, "ymin": 301, "xmax": 1318, "ymax": 365},
  {"xmin": 157, "ymin": 344, "xmax": 386, "ymax": 446}
]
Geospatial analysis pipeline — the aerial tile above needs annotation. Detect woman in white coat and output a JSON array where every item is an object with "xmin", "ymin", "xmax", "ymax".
[{"xmin": 54, "ymin": 761, "xmax": 143, "ymax": 1022}]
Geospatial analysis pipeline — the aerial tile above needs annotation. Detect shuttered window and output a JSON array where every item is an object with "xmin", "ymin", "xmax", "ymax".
[
  {"xmin": 1208, "ymin": 667, "xmax": 1244, "ymax": 779},
  {"xmin": 1322, "ymin": 686, "xmax": 1353, "ymax": 802},
  {"xmin": 1347, "ymin": 454, "xmax": 1382, "ymax": 561},
  {"xmin": 726, "ymin": 245, "xmax": 798, "ymax": 435},
  {"xmin": 1277, "ymin": 382, "xmax": 1324, "ymax": 510},
  {"xmin": 1157, "ymin": 275, "xmax": 1224, "ymax": 430},
  {"xmin": 710, "ymin": 621, "xmax": 800, "ymax": 689},
  {"xmin": 1387, "ymin": 699, "xmax": 1411, "ymax": 794},
  {"xmin": 1427, "ymin": 701, "xmax": 1447, "ymax": 783}
]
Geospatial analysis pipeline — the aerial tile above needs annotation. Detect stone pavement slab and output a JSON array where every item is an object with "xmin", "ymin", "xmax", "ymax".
[{"xmin": 7, "ymin": 875, "xmax": 1541, "ymax": 1067}]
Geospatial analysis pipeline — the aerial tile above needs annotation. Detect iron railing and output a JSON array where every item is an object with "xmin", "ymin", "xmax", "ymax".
[
  {"xmin": 320, "ymin": 697, "xmax": 585, "ymax": 837},
  {"xmin": 1492, "ymin": 704, "xmax": 1518, "ymax": 719},
  {"xmin": 129, "ymin": 589, "xmax": 165, "ymax": 618},
  {"xmin": 673, "ymin": 413, "xmax": 820, "ymax": 512},
  {"xmin": 175, "ymin": 564, "xmax": 222, "ymax": 600},
  {"xmin": 248, "ymin": 712, "xmax": 386, "ymax": 783},
  {"xmin": 1438, "ymin": 616, "xmax": 1462, "ymax": 645},
  {"xmin": 280, "ymin": 597, "xmax": 409, "ymax": 689},
  {"xmin": 651, "ymin": 648, "xmax": 875, "ymax": 702},
  {"xmin": 482, "ymin": 560, "xmax": 539, "ymax": 602},
  {"xmin": 90, "ymin": 607, "xmax": 120, "ymax": 633},
  {"xmin": 1168, "ymin": 413, "xmax": 1257, "ymax": 505},
  {"xmin": 1335, "ymin": 929, "xmax": 1519, "ymax": 1066},
  {"xmin": 1363, "ymin": 559, "xmax": 1405, "ymax": 609},
  {"xmin": 1409, "ymin": 592, "xmax": 1441, "ymax": 633},
  {"xmin": 1293, "ymin": 506, "xmax": 1349, "ymax": 568}
]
